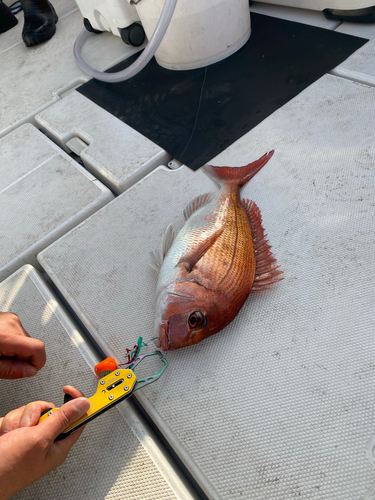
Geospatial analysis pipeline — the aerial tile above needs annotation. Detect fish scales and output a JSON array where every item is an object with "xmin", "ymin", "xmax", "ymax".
[
  {"xmin": 158, "ymin": 187, "xmax": 254, "ymax": 292},
  {"xmin": 197, "ymin": 187, "xmax": 255, "ymax": 294}
]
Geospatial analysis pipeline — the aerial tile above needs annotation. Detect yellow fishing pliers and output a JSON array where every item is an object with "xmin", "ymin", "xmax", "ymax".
[{"xmin": 38, "ymin": 351, "xmax": 167, "ymax": 440}]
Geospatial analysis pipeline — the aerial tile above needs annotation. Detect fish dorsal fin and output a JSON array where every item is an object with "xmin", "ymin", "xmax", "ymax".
[
  {"xmin": 183, "ymin": 192, "xmax": 214, "ymax": 221},
  {"xmin": 177, "ymin": 224, "xmax": 225, "ymax": 273},
  {"xmin": 241, "ymin": 198, "xmax": 284, "ymax": 292},
  {"xmin": 149, "ymin": 224, "xmax": 175, "ymax": 272}
]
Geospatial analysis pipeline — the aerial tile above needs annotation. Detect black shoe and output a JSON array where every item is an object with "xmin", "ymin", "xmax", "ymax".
[
  {"xmin": 0, "ymin": 1, "xmax": 18, "ymax": 34},
  {"xmin": 20, "ymin": 0, "xmax": 58, "ymax": 47}
]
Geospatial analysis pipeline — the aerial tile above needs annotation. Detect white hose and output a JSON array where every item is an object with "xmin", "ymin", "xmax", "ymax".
[{"xmin": 73, "ymin": 0, "xmax": 178, "ymax": 83}]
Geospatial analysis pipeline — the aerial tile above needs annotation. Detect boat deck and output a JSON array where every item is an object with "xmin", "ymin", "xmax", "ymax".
[{"xmin": 1, "ymin": 2, "xmax": 375, "ymax": 499}]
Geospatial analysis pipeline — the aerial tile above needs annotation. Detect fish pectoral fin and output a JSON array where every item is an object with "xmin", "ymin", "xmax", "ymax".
[
  {"xmin": 177, "ymin": 225, "xmax": 224, "ymax": 273},
  {"xmin": 242, "ymin": 198, "xmax": 284, "ymax": 292},
  {"xmin": 150, "ymin": 224, "xmax": 175, "ymax": 271},
  {"xmin": 150, "ymin": 249, "xmax": 163, "ymax": 271},
  {"xmin": 183, "ymin": 192, "xmax": 214, "ymax": 221}
]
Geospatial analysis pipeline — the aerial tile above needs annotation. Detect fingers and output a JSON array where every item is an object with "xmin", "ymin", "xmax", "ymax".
[
  {"xmin": 0, "ymin": 312, "xmax": 30, "ymax": 338},
  {"xmin": 38, "ymin": 397, "xmax": 90, "ymax": 443},
  {"xmin": 0, "ymin": 401, "xmax": 55, "ymax": 435},
  {"xmin": 20, "ymin": 401, "xmax": 56, "ymax": 428},
  {"xmin": 0, "ymin": 406, "xmax": 26, "ymax": 436},
  {"xmin": 63, "ymin": 385, "xmax": 85, "ymax": 399},
  {"xmin": 0, "ymin": 358, "xmax": 38, "ymax": 379},
  {"xmin": 0, "ymin": 334, "xmax": 46, "ymax": 374},
  {"xmin": 0, "ymin": 313, "xmax": 46, "ymax": 376}
]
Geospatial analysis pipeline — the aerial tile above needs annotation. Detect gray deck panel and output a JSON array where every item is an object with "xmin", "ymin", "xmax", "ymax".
[
  {"xmin": 0, "ymin": 123, "xmax": 114, "ymax": 282},
  {"xmin": 335, "ymin": 22, "xmax": 375, "ymax": 77},
  {"xmin": 0, "ymin": 265, "xmax": 178, "ymax": 500},
  {"xmin": 35, "ymin": 92, "xmax": 172, "ymax": 194},
  {"xmin": 38, "ymin": 74, "xmax": 375, "ymax": 499}
]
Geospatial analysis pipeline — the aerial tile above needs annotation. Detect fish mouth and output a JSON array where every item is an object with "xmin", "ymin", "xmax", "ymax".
[{"xmin": 159, "ymin": 322, "xmax": 170, "ymax": 350}]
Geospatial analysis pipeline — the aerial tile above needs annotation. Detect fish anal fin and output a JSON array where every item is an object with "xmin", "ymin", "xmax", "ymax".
[
  {"xmin": 183, "ymin": 192, "xmax": 214, "ymax": 221},
  {"xmin": 178, "ymin": 225, "xmax": 225, "ymax": 273},
  {"xmin": 241, "ymin": 198, "xmax": 284, "ymax": 292},
  {"xmin": 149, "ymin": 224, "xmax": 175, "ymax": 272}
]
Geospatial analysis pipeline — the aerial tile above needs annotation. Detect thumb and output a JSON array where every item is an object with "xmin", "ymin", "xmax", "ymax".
[{"xmin": 39, "ymin": 397, "xmax": 90, "ymax": 442}]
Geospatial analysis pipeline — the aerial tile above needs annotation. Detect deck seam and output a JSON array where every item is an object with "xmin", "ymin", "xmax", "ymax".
[{"xmin": 329, "ymin": 67, "xmax": 375, "ymax": 88}]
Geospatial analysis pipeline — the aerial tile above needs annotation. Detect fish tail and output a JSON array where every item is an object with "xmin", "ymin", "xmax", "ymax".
[{"xmin": 203, "ymin": 151, "xmax": 274, "ymax": 187}]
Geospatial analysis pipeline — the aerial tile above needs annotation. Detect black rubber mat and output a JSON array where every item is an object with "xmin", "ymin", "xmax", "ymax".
[{"xmin": 78, "ymin": 13, "xmax": 368, "ymax": 170}]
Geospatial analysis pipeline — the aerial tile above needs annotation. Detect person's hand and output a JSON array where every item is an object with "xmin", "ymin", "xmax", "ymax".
[
  {"xmin": 0, "ymin": 312, "xmax": 46, "ymax": 379},
  {"xmin": 0, "ymin": 400, "xmax": 55, "ymax": 436},
  {"xmin": 0, "ymin": 386, "xmax": 89, "ymax": 500},
  {"xmin": 0, "ymin": 386, "xmax": 84, "ymax": 434}
]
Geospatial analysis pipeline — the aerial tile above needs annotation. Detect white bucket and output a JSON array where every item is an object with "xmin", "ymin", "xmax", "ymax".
[{"xmin": 134, "ymin": 0, "xmax": 251, "ymax": 70}]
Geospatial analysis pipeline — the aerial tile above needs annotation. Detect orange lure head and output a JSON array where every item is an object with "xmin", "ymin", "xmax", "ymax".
[{"xmin": 155, "ymin": 282, "xmax": 234, "ymax": 350}]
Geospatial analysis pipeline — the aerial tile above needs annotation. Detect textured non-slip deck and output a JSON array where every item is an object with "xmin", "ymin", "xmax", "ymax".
[
  {"xmin": 35, "ymin": 91, "xmax": 172, "ymax": 194},
  {"xmin": 38, "ymin": 74, "xmax": 375, "ymax": 499},
  {"xmin": 335, "ymin": 22, "xmax": 375, "ymax": 77},
  {"xmin": 0, "ymin": 266, "xmax": 178, "ymax": 500},
  {"xmin": 0, "ymin": 123, "xmax": 114, "ymax": 282}
]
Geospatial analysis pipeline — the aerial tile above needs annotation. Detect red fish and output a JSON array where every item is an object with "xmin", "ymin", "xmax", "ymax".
[{"xmin": 151, "ymin": 151, "xmax": 283, "ymax": 350}]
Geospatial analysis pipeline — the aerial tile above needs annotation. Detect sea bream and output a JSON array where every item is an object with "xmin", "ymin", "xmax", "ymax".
[{"xmin": 150, "ymin": 151, "xmax": 283, "ymax": 350}]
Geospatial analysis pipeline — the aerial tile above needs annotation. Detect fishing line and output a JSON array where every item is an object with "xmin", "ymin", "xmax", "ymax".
[
  {"xmin": 118, "ymin": 336, "xmax": 159, "ymax": 367},
  {"xmin": 180, "ymin": 66, "xmax": 208, "ymax": 159}
]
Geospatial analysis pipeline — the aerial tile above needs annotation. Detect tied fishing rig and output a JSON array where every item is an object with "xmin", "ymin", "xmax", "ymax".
[
  {"xmin": 38, "ymin": 337, "xmax": 167, "ymax": 440},
  {"xmin": 119, "ymin": 336, "xmax": 158, "ymax": 365}
]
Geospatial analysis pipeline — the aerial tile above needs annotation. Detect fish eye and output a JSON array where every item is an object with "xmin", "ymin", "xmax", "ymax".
[{"xmin": 188, "ymin": 311, "xmax": 205, "ymax": 329}]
